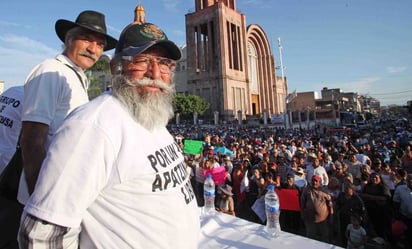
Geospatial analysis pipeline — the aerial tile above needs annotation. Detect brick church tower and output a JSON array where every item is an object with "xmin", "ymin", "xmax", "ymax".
[
  {"xmin": 185, "ymin": 0, "xmax": 249, "ymax": 121},
  {"xmin": 185, "ymin": 0, "xmax": 283, "ymax": 122}
]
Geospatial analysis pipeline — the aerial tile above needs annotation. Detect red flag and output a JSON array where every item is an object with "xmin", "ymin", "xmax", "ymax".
[{"xmin": 275, "ymin": 188, "xmax": 301, "ymax": 211}]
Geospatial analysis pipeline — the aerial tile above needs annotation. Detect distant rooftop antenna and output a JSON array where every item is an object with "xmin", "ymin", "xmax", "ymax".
[{"xmin": 277, "ymin": 37, "xmax": 285, "ymax": 90}]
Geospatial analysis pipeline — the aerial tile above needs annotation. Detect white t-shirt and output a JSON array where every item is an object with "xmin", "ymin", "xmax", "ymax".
[
  {"xmin": 0, "ymin": 86, "xmax": 23, "ymax": 173},
  {"xmin": 22, "ymin": 54, "xmax": 89, "ymax": 145},
  {"xmin": 18, "ymin": 54, "xmax": 89, "ymax": 204},
  {"xmin": 306, "ymin": 165, "xmax": 329, "ymax": 186},
  {"xmin": 24, "ymin": 93, "xmax": 200, "ymax": 248}
]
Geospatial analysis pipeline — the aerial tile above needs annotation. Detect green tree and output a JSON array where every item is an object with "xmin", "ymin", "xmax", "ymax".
[
  {"xmin": 89, "ymin": 58, "xmax": 110, "ymax": 72},
  {"xmin": 86, "ymin": 57, "xmax": 110, "ymax": 99},
  {"xmin": 173, "ymin": 93, "xmax": 209, "ymax": 116},
  {"xmin": 87, "ymin": 74, "xmax": 103, "ymax": 100}
]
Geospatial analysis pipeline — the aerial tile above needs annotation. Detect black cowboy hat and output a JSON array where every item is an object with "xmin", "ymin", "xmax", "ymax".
[{"xmin": 55, "ymin": 10, "xmax": 117, "ymax": 51}]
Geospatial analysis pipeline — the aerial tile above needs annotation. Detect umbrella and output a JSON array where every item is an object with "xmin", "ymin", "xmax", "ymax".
[{"xmin": 214, "ymin": 146, "xmax": 233, "ymax": 156}]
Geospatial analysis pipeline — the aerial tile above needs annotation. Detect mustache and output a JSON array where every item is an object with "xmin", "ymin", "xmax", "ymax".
[
  {"xmin": 124, "ymin": 77, "xmax": 174, "ymax": 92},
  {"xmin": 78, "ymin": 51, "xmax": 98, "ymax": 62}
]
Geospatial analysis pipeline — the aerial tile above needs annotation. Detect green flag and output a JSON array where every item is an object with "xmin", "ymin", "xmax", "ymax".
[{"xmin": 183, "ymin": 139, "xmax": 203, "ymax": 155}]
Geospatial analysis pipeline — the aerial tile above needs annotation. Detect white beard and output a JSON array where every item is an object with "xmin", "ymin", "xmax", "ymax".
[{"xmin": 111, "ymin": 75, "xmax": 175, "ymax": 131}]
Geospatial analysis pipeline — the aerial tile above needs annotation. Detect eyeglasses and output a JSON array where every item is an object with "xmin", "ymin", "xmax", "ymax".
[{"xmin": 122, "ymin": 55, "xmax": 176, "ymax": 74}]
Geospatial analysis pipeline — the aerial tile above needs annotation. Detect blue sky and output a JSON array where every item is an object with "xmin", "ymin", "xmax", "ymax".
[{"xmin": 1, "ymin": 0, "xmax": 411, "ymax": 106}]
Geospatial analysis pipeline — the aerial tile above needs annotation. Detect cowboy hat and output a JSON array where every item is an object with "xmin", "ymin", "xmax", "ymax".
[
  {"xmin": 55, "ymin": 10, "xmax": 117, "ymax": 51},
  {"xmin": 219, "ymin": 185, "xmax": 233, "ymax": 196},
  {"xmin": 295, "ymin": 167, "xmax": 305, "ymax": 175}
]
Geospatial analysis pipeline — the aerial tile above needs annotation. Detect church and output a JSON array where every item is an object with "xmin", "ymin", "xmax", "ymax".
[
  {"xmin": 176, "ymin": 0, "xmax": 288, "ymax": 122},
  {"xmin": 93, "ymin": 1, "xmax": 289, "ymax": 124}
]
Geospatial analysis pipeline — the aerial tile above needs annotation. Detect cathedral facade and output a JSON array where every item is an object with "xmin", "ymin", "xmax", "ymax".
[{"xmin": 180, "ymin": 0, "xmax": 287, "ymax": 122}]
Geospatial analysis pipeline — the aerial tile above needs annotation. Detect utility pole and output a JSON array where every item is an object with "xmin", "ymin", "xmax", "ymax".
[
  {"xmin": 278, "ymin": 37, "xmax": 285, "ymax": 90},
  {"xmin": 278, "ymin": 37, "xmax": 289, "ymax": 128}
]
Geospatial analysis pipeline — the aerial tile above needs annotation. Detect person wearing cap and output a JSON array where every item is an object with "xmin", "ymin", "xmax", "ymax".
[
  {"xmin": 19, "ymin": 10, "xmax": 117, "ymax": 201},
  {"xmin": 18, "ymin": 22, "xmax": 199, "ymax": 248},
  {"xmin": 294, "ymin": 167, "xmax": 308, "ymax": 189},
  {"xmin": 300, "ymin": 174, "xmax": 334, "ymax": 243}
]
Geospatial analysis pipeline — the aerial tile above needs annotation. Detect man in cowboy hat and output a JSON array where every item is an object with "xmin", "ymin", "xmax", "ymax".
[
  {"xmin": 18, "ymin": 22, "xmax": 199, "ymax": 248},
  {"xmin": 18, "ymin": 10, "xmax": 117, "ymax": 202},
  {"xmin": 217, "ymin": 185, "xmax": 235, "ymax": 216}
]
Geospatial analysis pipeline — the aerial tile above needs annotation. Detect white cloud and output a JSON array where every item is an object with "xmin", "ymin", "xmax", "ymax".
[
  {"xmin": 0, "ymin": 21, "xmax": 31, "ymax": 29},
  {"xmin": 0, "ymin": 34, "xmax": 59, "ymax": 55},
  {"xmin": 0, "ymin": 34, "xmax": 59, "ymax": 87},
  {"xmin": 386, "ymin": 66, "xmax": 407, "ymax": 73}
]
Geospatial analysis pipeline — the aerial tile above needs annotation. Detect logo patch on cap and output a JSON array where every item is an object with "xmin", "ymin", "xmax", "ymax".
[{"xmin": 140, "ymin": 23, "xmax": 166, "ymax": 40}]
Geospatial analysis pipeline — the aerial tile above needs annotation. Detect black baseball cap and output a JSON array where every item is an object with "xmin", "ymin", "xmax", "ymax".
[{"xmin": 115, "ymin": 23, "xmax": 181, "ymax": 60}]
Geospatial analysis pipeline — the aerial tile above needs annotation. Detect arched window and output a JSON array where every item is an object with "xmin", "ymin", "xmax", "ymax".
[{"xmin": 247, "ymin": 42, "xmax": 258, "ymax": 93}]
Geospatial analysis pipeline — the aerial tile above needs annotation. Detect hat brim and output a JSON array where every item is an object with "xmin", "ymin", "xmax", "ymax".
[
  {"xmin": 120, "ymin": 40, "xmax": 182, "ymax": 60},
  {"xmin": 55, "ymin": 19, "xmax": 117, "ymax": 51},
  {"xmin": 219, "ymin": 186, "xmax": 233, "ymax": 196}
]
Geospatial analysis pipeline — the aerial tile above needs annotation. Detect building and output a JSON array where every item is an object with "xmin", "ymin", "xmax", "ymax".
[
  {"xmin": 88, "ymin": 1, "xmax": 288, "ymax": 123},
  {"xmin": 182, "ymin": 0, "xmax": 287, "ymax": 122}
]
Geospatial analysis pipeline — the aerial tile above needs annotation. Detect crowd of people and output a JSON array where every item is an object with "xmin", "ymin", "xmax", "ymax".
[{"xmin": 171, "ymin": 119, "xmax": 412, "ymax": 248}]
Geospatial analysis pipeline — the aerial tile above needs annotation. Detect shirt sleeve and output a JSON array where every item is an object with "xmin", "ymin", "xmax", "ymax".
[
  {"xmin": 22, "ymin": 63, "xmax": 62, "ymax": 125},
  {"xmin": 18, "ymin": 212, "xmax": 80, "ymax": 249},
  {"xmin": 23, "ymin": 119, "xmax": 114, "ymax": 227}
]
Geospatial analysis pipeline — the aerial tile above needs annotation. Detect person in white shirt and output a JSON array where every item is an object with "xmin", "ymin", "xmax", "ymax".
[
  {"xmin": 18, "ymin": 22, "xmax": 200, "ymax": 249},
  {"xmin": 19, "ymin": 10, "xmax": 117, "ymax": 201},
  {"xmin": 306, "ymin": 158, "xmax": 329, "ymax": 187},
  {"xmin": 0, "ymin": 86, "xmax": 24, "ymax": 173}
]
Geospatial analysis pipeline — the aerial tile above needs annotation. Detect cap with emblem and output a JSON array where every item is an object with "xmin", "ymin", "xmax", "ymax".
[{"xmin": 115, "ymin": 22, "xmax": 181, "ymax": 60}]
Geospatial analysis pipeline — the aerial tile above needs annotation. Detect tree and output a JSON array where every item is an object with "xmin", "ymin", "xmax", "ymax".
[
  {"xmin": 173, "ymin": 93, "xmax": 210, "ymax": 116},
  {"xmin": 89, "ymin": 58, "xmax": 110, "ymax": 72},
  {"xmin": 87, "ymin": 74, "xmax": 103, "ymax": 100},
  {"xmin": 86, "ymin": 57, "xmax": 110, "ymax": 99}
]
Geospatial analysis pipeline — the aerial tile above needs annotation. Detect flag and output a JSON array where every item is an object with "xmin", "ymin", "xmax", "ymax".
[
  {"xmin": 285, "ymin": 89, "xmax": 297, "ymax": 104},
  {"xmin": 203, "ymin": 166, "xmax": 227, "ymax": 185},
  {"xmin": 183, "ymin": 139, "xmax": 203, "ymax": 155},
  {"xmin": 275, "ymin": 188, "xmax": 301, "ymax": 211}
]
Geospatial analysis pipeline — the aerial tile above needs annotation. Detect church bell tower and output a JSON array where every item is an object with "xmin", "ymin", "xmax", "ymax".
[{"xmin": 185, "ymin": 0, "xmax": 249, "ymax": 120}]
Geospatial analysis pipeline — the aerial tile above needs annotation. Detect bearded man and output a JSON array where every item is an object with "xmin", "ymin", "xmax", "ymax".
[{"xmin": 18, "ymin": 22, "xmax": 200, "ymax": 249}]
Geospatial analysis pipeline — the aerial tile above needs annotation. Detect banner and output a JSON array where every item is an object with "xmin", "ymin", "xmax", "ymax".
[
  {"xmin": 183, "ymin": 139, "xmax": 203, "ymax": 155},
  {"xmin": 203, "ymin": 166, "xmax": 226, "ymax": 185},
  {"xmin": 275, "ymin": 188, "xmax": 301, "ymax": 211}
]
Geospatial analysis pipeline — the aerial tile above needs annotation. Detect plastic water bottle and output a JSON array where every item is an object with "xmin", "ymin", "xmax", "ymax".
[
  {"xmin": 203, "ymin": 174, "xmax": 216, "ymax": 215},
  {"xmin": 265, "ymin": 184, "xmax": 280, "ymax": 238}
]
